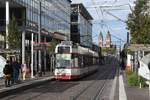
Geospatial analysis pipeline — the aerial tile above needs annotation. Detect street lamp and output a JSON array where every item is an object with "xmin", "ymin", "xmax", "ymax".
[
  {"xmin": 6, "ymin": 0, "xmax": 9, "ymax": 50},
  {"xmin": 38, "ymin": 1, "xmax": 42, "ymax": 76},
  {"xmin": 31, "ymin": 33, "xmax": 34, "ymax": 78}
]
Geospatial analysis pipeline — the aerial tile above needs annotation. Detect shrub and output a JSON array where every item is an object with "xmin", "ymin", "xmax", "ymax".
[
  {"xmin": 126, "ymin": 72, "xmax": 147, "ymax": 87},
  {"xmin": 126, "ymin": 70, "xmax": 132, "ymax": 75},
  {"xmin": 139, "ymin": 76, "xmax": 147, "ymax": 87},
  {"xmin": 127, "ymin": 72, "xmax": 139, "ymax": 86}
]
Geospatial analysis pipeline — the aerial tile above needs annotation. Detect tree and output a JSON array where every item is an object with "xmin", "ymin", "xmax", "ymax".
[
  {"xmin": 126, "ymin": 0, "xmax": 150, "ymax": 44},
  {"xmin": 102, "ymin": 47, "xmax": 116, "ymax": 55},
  {"xmin": 47, "ymin": 39, "xmax": 59, "ymax": 54},
  {"xmin": 7, "ymin": 16, "xmax": 21, "ymax": 49}
]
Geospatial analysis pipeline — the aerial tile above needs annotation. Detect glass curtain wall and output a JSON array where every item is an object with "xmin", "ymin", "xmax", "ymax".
[
  {"xmin": 14, "ymin": 0, "xmax": 70, "ymax": 39},
  {"xmin": 12, "ymin": 0, "xmax": 71, "ymax": 72},
  {"xmin": 79, "ymin": 14, "xmax": 92, "ymax": 48}
]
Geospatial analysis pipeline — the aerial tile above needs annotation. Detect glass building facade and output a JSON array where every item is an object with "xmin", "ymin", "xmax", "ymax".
[
  {"xmin": 0, "ymin": 0, "xmax": 71, "ymax": 74},
  {"xmin": 14, "ymin": 0, "xmax": 71, "ymax": 39},
  {"xmin": 71, "ymin": 4, "xmax": 93, "ymax": 48},
  {"xmin": 79, "ymin": 14, "xmax": 92, "ymax": 48}
]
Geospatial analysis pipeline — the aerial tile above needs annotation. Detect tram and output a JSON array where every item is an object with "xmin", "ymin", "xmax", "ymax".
[{"xmin": 54, "ymin": 41, "xmax": 99, "ymax": 80}]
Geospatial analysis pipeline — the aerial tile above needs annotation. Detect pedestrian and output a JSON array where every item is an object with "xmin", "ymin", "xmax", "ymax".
[
  {"xmin": 16, "ymin": 61, "xmax": 21, "ymax": 82},
  {"xmin": 21, "ymin": 64, "xmax": 27, "ymax": 80},
  {"xmin": 12, "ymin": 61, "xmax": 21, "ymax": 83},
  {"xmin": 3, "ymin": 60, "xmax": 13, "ymax": 87},
  {"xmin": 121, "ymin": 59, "xmax": 124, "ymax": 70}
]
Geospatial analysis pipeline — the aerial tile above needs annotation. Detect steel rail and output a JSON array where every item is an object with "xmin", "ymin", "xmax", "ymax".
[
  {"xmin": 71, "ymin": 66, "xmax": 114, "ymax": 100},
  {"xmin": 93, "ymin": 67, "xmax": 116, "ymax": 100}
]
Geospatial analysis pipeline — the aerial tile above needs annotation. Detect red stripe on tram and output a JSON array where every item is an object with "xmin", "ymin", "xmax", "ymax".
[{"xmin": 55, "ymin": 75, "xmax": 80, "ymax": 80}]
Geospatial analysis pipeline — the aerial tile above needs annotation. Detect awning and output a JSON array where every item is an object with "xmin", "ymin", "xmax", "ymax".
[
  {"xmin": 128, "ymin": 44, "xmax": 150, "ymax": 51},
  {"xmin": 53, "ymin": 32, "xmax": 67, "ymax": 41}
]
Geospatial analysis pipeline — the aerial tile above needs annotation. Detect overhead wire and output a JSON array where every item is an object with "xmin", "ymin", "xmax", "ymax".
[
  {"xmin": 91, "ymin": 0, "xmax": 106, "ymax": 34},
  {"xmin": 89, "ymin": 0, "xmax": 131, "ymax": 24},
  {"xmin": 103, "ymin": 10, "xmax": 126, "ymax": 23},
  {"xmin": 87, "ymin": 0, "xmax": 132, "ymax": 45},
  {"xmin": 93, "ymin": 20, "xmax": 125, "ymax": 43}
]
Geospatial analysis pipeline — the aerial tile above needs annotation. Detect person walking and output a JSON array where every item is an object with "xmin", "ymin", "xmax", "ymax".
[
  {"xmin": 16, "ymin": 61, "xmax": 21, "ymax": 82},
  {"xmin": 21, "ymin": 64, "xmax": 27, "ymax": 80},
  {"xmin": 3, "ymin": 60, "xmax": 13, "ymax": 87},
  {"xmin": 12, "ymin": 61, "xmax": 21, "ymax": 83}
]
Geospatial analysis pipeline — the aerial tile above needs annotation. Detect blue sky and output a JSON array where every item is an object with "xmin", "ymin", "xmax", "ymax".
[{"xmin": 72, "ymin": 0, "xmax": 136, "ymax": 46}]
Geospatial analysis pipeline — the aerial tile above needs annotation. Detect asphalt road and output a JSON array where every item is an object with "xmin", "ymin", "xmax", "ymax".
[{"xmin": 1, "ymin": 58, "xmax": 118, "ymax": 100}]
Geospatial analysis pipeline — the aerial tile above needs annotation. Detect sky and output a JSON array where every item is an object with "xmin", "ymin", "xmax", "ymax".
[{"xmin": 71, "ymin": 0, "xmax": 136, "ymax": 47}]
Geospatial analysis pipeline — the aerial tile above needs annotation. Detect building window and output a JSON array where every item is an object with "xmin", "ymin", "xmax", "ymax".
[
  {"xmin": 71, "ymin": 14, "xmax": 78, "ymax": 22},
  {"xmin": 71, "ymin": 24, "xmax": 78, "ymax": 33}
]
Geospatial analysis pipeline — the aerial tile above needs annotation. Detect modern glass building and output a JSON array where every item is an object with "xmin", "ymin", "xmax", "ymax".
[
  {"xmin": 0, "ymin": 0, "xmax": 71, "ymax": 75},
  {"xmin": 12, "ymin": 0, "xmax": 70, "ymax": 39},
  {"xmin": 71, "ymin": 3, "xmax": 93, "ymax": 48}
]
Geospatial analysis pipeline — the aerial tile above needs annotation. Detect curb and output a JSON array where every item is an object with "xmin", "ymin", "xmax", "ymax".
[{"xmin": 0, "ymin": 76, "xmax": 55, "ymax": 98}]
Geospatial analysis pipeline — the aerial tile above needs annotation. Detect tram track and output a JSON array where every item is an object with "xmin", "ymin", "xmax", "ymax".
[
  {"xmin": 71, "ymin": 65, "xmax": 116, "ymax": 100},
  {"xmin": 0, "ymin": 64, "xmax": 117, "ymax": 100},
  {"xmin": 93, "ymin": 67, "xmax": 116, "ymax": 100}
]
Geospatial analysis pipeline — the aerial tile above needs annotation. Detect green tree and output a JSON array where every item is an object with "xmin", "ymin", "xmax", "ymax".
[
  {"xmin": 126, "ymin": 0, "xmax": 150, "ymax": 44},
  {"xmin": 7, "ymin": 16, "xmax": 21, "ymax": 49},
  {"xmin": 48, "ymin": 39, "xmax": 59, "ymax": 54},
  {"xmin": 102, "ymin": 47, "xmax": 116, "ymax": 55}
]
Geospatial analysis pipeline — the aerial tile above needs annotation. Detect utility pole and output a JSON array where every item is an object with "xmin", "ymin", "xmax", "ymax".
[
  {"xmin": 6, "ymin": 1, "xmax": 9, "ymax": 50},
  {"xmin": 38, "ymin": 1, "xmax": 42, "ymax": 76},
  {"xmin": 31, "ymin": 33, "xmax": 34, "ymax": 78},
  {"xmin": 22, "ymin": 10, "xmax": 26, "ymax": 66},
  {"xmin": 127, "ymin": 32, "xmax": 130, "ymax": 48}
]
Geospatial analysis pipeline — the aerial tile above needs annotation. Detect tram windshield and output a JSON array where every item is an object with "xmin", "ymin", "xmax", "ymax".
[
  {"xmin": 58, "ymin": 46, "xmax": 70, "ymax": 54},
  {"xmin": 56, "ymin": 54, "xmax": 71, "ymax": 68}
]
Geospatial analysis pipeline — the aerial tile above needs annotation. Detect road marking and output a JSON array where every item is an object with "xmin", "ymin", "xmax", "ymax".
[
  {"xmin": 109, "ymin": 67, "xmax": 118, "ymax": 100},
  {"xmin": 109, "ymin": 76, "xmax": 117, "ymax": 100},
  {"xmin": 119, "ymin": 75, "xmax": 127, "ymax": 100}
]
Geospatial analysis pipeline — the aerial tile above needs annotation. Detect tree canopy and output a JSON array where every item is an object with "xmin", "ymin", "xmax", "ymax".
[
  {"xmin": 47, "ymin": 39, "xmax": 59, "ymax": 54},
  {"xmin": 126, "ymin": 0, "xmax": 150, "ymax": 44},
  {"xmin": 102, "ymin": 47, "xmax": 116, "ymax": 55},
  {"xmin": 7, "ymin": 16, "xmax": 21, "ymax": 49}
]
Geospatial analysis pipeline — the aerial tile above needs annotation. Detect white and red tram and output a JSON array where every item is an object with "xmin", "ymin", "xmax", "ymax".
[{"xmin": 54, "ymin": 41, "xmax": 99, "ymax": 80}]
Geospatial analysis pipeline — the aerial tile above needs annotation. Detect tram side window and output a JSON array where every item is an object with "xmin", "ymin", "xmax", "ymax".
[
  {"xmin": 86, "ymin": 56, "xmax": 88, "ymax": 66},
  {"xmin": 97, "ymin": 58, "xmax": 99, "ymax": 64},
  {"xmin": 71, "ymin": 54, "xmax": 78, "ymax": 67},
  {"xmin": 78, "ymin": 55, "xmax": 82, "ymax": 67},
  {"xmin": 93, "ymin": 57, "xmax": 95, "ymax": 65},
  {"xmin": 82, "ymin": 56, "xmax": 85, "ymax": 67},
  {"xmin": 89, "ymin": 56, "xmax": 93, "ymax": 66},
  {"xmin": 83, "ymin": 55, "xmax": 88, "ymax": 67}
]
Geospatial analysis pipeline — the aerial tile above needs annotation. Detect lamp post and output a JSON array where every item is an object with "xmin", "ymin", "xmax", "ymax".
[
  {"xmin": 31, "ymin": 33, "xmax": 34, "ymax": 78},
  {"xmin": 38, "ymin": 1, "xmax": 42, "ymax": 76},
  {"xmin": 6, "ymin": 0, "xmax": 9, "ymax": 50}
]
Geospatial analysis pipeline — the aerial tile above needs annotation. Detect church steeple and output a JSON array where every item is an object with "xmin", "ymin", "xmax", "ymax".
[
  {"xmin": 98, "ymin": 32, "xmax": 103, "ymax": 47},
  {"xmin": 105, "ymin": 31, "xmax": 111, "ymax": 48}
]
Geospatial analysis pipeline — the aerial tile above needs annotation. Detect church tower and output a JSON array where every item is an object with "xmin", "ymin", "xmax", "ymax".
[
  {"xmin": 105, "ymin": 31, "xmax": 111, "ymax": 48},
  {"xmin": 98, "ymin": 32, "xmax": 103, "ymax": 47}
]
